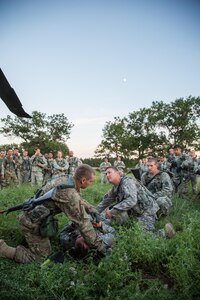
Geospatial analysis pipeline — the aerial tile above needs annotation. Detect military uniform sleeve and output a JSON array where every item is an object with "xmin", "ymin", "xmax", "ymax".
[
  {"xmin": 53, "ymin": 188, "xmax": 107, "ymax": 253},
  {"xmin": 154, "ymin": 172, "xmax": 173, "ymax": 199},
  {"xmin": 110, "ymin": 179, "xmax": 137, "ymax": 213},
  {"xmin": 96, "ymin": 189, "xmax": 116, "ymax": 213}
]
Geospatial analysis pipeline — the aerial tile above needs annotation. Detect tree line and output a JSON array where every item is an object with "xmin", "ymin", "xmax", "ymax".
[
  {"xmin": 95, "ymin": 96, "xmax": 200, "ymax": 159},
  {"xmin": 0, "ymin": 96, "xmax": 199, "ymax": 159}
]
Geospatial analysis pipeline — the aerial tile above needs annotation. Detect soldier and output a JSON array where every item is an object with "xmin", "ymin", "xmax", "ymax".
[
  {"xmin": 158, "ymin": 156, "xmax": 171, "ymax": 173},
  {"xmin": 19, "ymin": 150, "xmax": 31, "ymax": 184},
  {"xmin": 96, "ymin": 166, "xmax": 175, "ymax": 238},
  {"xmin": 3, "ymin": 148, "xmax": 19, "ymax": 186},
  {"xmin": 0, "ymin": 150, "xmax": 6, "ymax": 189},
  {"xmin": 0, "ymin": 165, "xmax": 114, "ymax": 263},
  {"xmin": 52, "ymin": 150, "xmax": 69, "ymax": 179},
  {"xmin": 30, "ymin": 148, "xmax": 47, "ymax": 186},
  {"xmin": 141, "ymin": 158, "xmax": 173, "ymax": 216},
  {"xmin": 113, "ymin": 155, "xmax": 126, "ymax": 176},
  {"xmin": 188, "ymin": 150, "xmax": 199, "ymax": 194},
  {"xmin": 140, "ymin": 158, "xmax": 148, "ymax": 175},
  {"xmin": 99, "ymin": 157, "xmax": 112, "ymax": 184},
  {"xmin": 43, "ymin": 151, "xmax": 54, "ymax": 184},
  {"xmin": 66, "ymin": 150, "xmax": 82, "ymax": 176},
  {"xmin": 13, "ymin": 147, "xmax": 21, "ymax": 181},
  {"xmin": 170, "ymin": 145, "xmax": 193, "ymax": 196},
  {"xmin": 166, "ymin": 148, "xmax": 175, "ymax": 164}
]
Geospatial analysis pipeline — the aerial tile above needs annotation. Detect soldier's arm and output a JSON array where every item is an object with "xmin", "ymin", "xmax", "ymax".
[
  {"xmin": 154, "ymin": 173, "xmax": 173, "ymax": 199},
  {"xmin": 110, "ymin": 180, "xmax": 137, "ymax": 214},
  {"xmin": 96, "ymin": 189, "xmax": 115, "ymax": 213},
  {"xmin": 54, "ymin": 188, "xmax": 107, "ymax": 254}
]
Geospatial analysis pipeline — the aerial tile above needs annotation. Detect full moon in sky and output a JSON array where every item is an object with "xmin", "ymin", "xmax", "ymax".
[{"xmin": 123, "ymin": 78, "xmax": 127, "ymax": 82}]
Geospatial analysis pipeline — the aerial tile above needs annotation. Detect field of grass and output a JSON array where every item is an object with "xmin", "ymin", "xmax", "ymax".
[{"xmin": 0, "ymin": 175, "xmax": 200, "ymax": 300}]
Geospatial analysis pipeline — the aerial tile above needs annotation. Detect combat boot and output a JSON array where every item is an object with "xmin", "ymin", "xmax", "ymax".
[
  {"xmin": 0, "ymin": 239, "xmax": 16, "ymax": 259},
  {"xmin": 165, "ymin": 223, "xmax": 175, "ymax": 238}
]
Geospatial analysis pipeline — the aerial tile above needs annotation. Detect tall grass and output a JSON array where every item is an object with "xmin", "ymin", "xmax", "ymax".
[{"xmin": 0, "ymin": 175, "xmax": 200, "ymax": 299}]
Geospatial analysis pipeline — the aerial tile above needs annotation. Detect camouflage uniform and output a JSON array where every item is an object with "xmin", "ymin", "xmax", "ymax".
[
  {"xmin": 4, "ymin": 155, "xmax": 18, "ymax": 186},
  {"xmin": 170, "ymin": 153, "xmax": 193, "ymax": 195},
  {"xmin": 96, "ymin": 176, "xmax": 166, "ymax": 236},
  {"xmin": 30, "ymin": 154, "xmax": 47, "ymax": 186},
  {"xmin": 0, "ymin": 156, "xmax": 6, "ymax": 188},
  {"xmin": 141, "ymin": 171, "xmax": 173, "ymax": 216},
  {"xmin": 99, "ymin": 162, "xmax": 112, "ymax": 184},
  {"xmin": 66, "ymin": 156, "xmax": 82, "ymax": 176},
  {"xmin": 13, "ymin": 154, "xmax": 21, "ymax": 181},
  {"xmin": 113, "ymin": 160, "xmax": 126, "ymax": 176},
  {"xmin": 158, "ymin": 160, "xmax": 171, "ymax": 173},
  {"xmin": 19, "ymin": 155, "xmax": 31, "ymax": 184},
  {"xmin": 11, "ymin": 175, "xmax": 110, "ymax": 263},
  {"xmin": 43, "ymin": 158, "xmax": 54, "ymax": 184},
  {"xmin": 187, "ymin": 156, "xmax": 199, "ymax": 194},
  {"xmin": 52, "ymin": 158, "xmax": 69, "ymax": 179}
]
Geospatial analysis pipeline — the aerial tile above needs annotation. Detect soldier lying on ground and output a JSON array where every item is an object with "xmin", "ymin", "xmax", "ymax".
[{"xmin": 0, "ymin": 165, "xmax": 114, "ymax": 263}]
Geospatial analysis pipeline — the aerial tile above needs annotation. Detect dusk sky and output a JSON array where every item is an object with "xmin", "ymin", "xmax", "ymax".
[{"xmin": 1, "ymin": 0, "xmax": 200, "ymax": 158}]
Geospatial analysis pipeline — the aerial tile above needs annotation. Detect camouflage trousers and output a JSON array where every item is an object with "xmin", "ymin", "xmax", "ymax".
[
  {"xmin": 20, "ymin": 170, "xmax": 30, "ymax": 184},
  {"xmin": 111, "ymin": 210, "xmax": 165, "ymax": 237},
  {"xmin": 13, "ymin": 211, "xmax": 51, "ymax": 263},
  {"xmin": 4, "ymin": 170, "xmax": 18, "ymax": 186},
  {"xmin": 31, "ymin": 171, "xmax": 44, "ymax": 186}
]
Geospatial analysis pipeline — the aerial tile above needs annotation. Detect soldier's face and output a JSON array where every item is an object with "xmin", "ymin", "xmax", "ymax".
[
  {"xmin": 80, "ymin": 174, "xmax": 95, "ymax": 189},
  {"xmin": 148, "ymin": 162, "xmax": 158, "ymax": 175},
  {"xmin": 174, "ymin": 148, "xmax": 181, "ymax": 156},
  {"xmin": 106, "ymin": 168, "xmax": 120, "ymax": 185}
]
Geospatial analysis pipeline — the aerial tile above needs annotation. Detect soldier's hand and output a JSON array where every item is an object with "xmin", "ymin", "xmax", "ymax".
[
  {"xmin": 91, "ymin": 220, "xmax": 102, "ymax": 228},
  {"xmin": 105, "ymin": 209, "xmax": 112, "ymax": 219}
]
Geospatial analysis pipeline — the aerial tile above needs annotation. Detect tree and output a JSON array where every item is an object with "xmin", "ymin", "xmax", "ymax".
[{"xmin": 0, "ymin": 111, "xmax": 74, "ymax": 143}]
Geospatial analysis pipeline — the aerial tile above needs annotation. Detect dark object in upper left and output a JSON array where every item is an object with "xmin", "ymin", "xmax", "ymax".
[{"xmin": 0, "ymin": 68, "xmax": 31, "ymax": 118}]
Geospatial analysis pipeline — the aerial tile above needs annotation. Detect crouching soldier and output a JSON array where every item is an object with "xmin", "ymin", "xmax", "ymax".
[
  {"xmin": 96, "ymin": 166, "xmax": 175, "ymax": 238},
  {"xmin": 0, "ymin": 165, "xmax": 112, "ymax": 263}
]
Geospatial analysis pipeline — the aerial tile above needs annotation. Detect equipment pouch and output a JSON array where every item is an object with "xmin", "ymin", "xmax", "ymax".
[{"xmin": 40, "ymin": 214, "xmax": 58, "ymax": 238}]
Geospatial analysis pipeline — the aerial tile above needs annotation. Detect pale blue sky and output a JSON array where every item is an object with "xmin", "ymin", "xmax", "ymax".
[{"xmin": 1, "ymin": 0, "xmax": 200, "ymax": 157}]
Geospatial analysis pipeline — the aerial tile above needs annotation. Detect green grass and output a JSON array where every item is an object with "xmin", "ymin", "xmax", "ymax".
[{"xmin": 0, "ymin": 175, "xmax": 200, "ymax": 299}]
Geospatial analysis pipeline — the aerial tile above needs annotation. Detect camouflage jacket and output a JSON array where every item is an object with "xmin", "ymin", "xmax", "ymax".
[
  {"xmin": 30, "ymin": 154, "xmax": 47, "ymax": 172},
  {"xmin": 141, "ymin": 171, "xmax": 173, "ymax": 200},
  {"xmin": 99, "ymin": 162, "xmax": 112, "ymax": 173},
  {"xmin": 96, "ymin": 176, "xmax": 159, "ymax": 217},
  {"xmin": 40, "ymin": 175, "xmax": 108, "ymax": 254},
  {"xmin": 66, "ymin": 156, "xmax": 82, "ymax": 175}
]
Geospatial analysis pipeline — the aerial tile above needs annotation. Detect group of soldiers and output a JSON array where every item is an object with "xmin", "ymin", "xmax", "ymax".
[
  {"xmin": 0, "ymin": 144, "xmax": 199, "ymax": 264},
  {"xmin": 135, "ymin": 145, "xmax": 200, "ymax": 197},
  {"xmin": 0, "ymin": 148, "xmax": 82, "ymax": 188}
]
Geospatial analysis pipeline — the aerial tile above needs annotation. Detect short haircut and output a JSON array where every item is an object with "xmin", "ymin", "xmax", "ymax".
[
  {"xmin": 74, "ymin": 164, "xmax": 95, "ymax": 181},
  {"xmin": 147, "ymin": 157, "xmax": 158, "ymax": 164},
  {"xmin": 173, "ymin": 144, "xmax": 182, "ymax": 149},
  {"xmin": 105, "ymin": 166, "xmax": 119, "ymax": 172}
]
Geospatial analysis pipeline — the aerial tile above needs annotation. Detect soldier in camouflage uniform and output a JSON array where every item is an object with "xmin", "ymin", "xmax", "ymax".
[
  {"xmin": 30, "ymin": 149, "xmax": 47, "ymax": 186},
  {"xmin": 66, "ymin": 150, "xmax": 82, "ymax": 176},
  {"xmin": 170, "ymin": 145, "xmax": 193, "ymax": 196},
  {"xmin": 99, "ymin": 157, "xmax": 112, "ymax": 184},
  {"xmin": 96, "ymin": 166, "xmax": 175, "ymax": 238},
  {"xmin": 52, "ymin": 150, "xmax": 69, "ymax": 179},
  {"xmin": 19, "ymin": 150, "xmax": 31, "ymax": 184},
  {"xmin": 158, "ymin": 156, "xmax": 171, "ymax": 173},
  {"xmin": 3, "ymin": 148, "xmax": 19, "ymax": 186},
  {"xmin": 114, "ymin": 155, "xmax": 126, "ymax": 176},
  {"xmin": 0, "ymin": 165, "xmax": 114, "ymax": 263},
  {"xmin": 13, "ymin": 147, "xmax": 21, "ymax": 181},
  {"xmin": 0, "ymin": 150, "xmax": 6, "ymax": 189},
  {"xmin": 43, "ymin": 151, "xmax": 54, "ymax": 184},
  {"xmin": 141, "ymin": 158, "xmax": 173, "ymax": 216},
  {"xmin": 188, "ymin": 150, "xmax": 199, "ymax": 194},
  {"xmin": 140, "ymin": 158, "xmax": 148, "ymax": 175}
]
